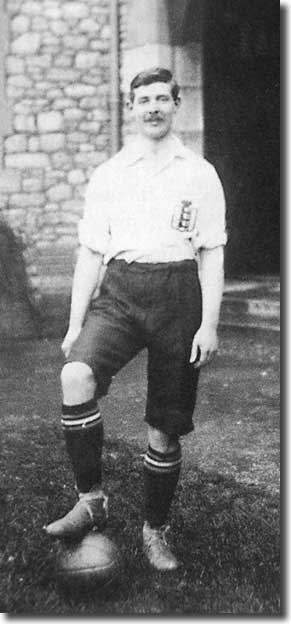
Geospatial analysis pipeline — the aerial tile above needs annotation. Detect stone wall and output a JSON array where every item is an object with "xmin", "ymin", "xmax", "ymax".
[{"xmin": 0, "ymin": 0, "xmax": 111, "ymax": 298}]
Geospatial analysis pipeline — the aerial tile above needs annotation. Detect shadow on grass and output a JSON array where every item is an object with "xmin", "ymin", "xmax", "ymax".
[{"xmin": 0, "ymin": 436, "xmax": 280, "ymax": 616}]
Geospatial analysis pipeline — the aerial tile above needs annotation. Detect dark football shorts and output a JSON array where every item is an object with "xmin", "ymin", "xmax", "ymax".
[{"xmin": 67, "ymin": 259, "xmax": 202, "ymax": 437}]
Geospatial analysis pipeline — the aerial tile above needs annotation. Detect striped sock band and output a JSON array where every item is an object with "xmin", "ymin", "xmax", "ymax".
[
  {"xmin": 62, "ymin": 398, "xmax": 103, "ymax": 493},
  {"xmin": 144, "ymin": 445, "xmax": 182, "ymax": 475},
  {"xmin": 143, "ymin": 444, "xmax": 182, "ymax": 528},
  {"xmin": 61, "ymin": 397, "xmax": 101, "ymax": 430}
]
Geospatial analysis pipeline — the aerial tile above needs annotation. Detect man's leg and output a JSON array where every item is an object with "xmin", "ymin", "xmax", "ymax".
[
  {"xmin": 44, "ymin": 362, "xmax": 108, "ymax": 539},
  {"xmin": 140, "ymin": 261, "xmax": 202, "ymax": 569},
  {"xmin": 142, "ymin": 426, "xmax": 181, "ymax": 571}
]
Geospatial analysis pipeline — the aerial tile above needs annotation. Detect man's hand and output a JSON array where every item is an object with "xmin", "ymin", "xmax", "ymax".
[
  {"xmin": 61, "ymin": 326, "xmax": 82, "ymax": 359},
  {"xmin": 190, "ymin": 324, "xmax": 218, "ymax": 368}
]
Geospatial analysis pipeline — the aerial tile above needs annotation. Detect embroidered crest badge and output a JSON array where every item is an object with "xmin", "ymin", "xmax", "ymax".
[{"xmin": 171, "ymin": 200, "xmax": 196, "ymax": 232}]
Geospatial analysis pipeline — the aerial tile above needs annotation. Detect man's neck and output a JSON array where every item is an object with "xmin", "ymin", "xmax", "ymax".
[{"xmin": 137, "ymin": 132, "xmax": 175, "ymax": 156}]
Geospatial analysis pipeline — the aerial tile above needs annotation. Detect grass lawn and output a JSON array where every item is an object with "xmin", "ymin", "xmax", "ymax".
[{"xmin": 0, "ymin": 328, "xmax": 280, "ymax": 615}]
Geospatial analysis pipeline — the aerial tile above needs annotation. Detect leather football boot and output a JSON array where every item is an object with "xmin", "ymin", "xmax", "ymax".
[
  {"xmin": 143, "ymin": 521, "xmax": 179, "ymax": 571},
  {"xmin": 44, "ymin": 490, "xmax": 108, "ymax": 540}
]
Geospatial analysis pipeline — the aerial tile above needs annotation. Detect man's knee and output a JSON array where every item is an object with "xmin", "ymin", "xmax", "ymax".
[
  {"xmin": 147, "ymin": 426, "xmax": 179, "ymax": 454},
  {"xmin": 61, "ymin": 362, "xmax": 96, "ymax": 403}
]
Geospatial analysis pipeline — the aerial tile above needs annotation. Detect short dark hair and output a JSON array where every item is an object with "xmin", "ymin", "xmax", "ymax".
[{"xmin": 129, "ymin": 67, "xmax": 180, "ymax": 103}]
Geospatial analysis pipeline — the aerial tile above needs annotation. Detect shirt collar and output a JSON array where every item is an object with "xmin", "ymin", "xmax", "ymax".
[{"xmin": 122, "ymin": 134, "xmax": 189, "ymax": 167}]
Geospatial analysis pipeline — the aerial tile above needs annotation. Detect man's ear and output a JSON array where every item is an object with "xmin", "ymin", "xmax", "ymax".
[
  {"xmin": 174, "ymin": 96, "xmax": 181, "ymax": 109},
  {"xmin": 126, "ymin": 97, "xmax": 133, "ymax": 110}
]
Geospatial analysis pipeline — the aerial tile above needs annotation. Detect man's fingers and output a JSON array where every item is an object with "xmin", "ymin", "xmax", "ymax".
[
  {"xmin": 194, "ymin": 348, "xmax": 217, "ymax": 369},
  {"xmin": 193, "ymin": 346, "xmax": 207, "ymax": 368},
  {"xmin": 61, "ymin": 339, "xmax": 71, "ymax": 358},
  {"xmin": 189, "ymin": 341, "xmax": 198, "ymax": 363}
]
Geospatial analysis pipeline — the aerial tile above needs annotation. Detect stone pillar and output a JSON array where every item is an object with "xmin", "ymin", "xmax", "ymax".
[
  {"xmin": 170, "ymin": 0, "xmax": 204, "ymax": 153},
  {"xmin": 121, "ymin": 0, "xmax": 204, "ymax": 154},
  {"xmin": 121, "ymin": 0, "xmax": 173, "ymax": 95}
]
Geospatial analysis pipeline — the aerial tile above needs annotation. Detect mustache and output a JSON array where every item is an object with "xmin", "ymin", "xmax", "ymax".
[{"xmin": 144, "ymin": 114, "xmax": 164, "ymax": 122}]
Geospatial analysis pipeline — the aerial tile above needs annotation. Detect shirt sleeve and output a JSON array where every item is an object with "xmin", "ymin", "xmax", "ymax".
[
  {"xmin": 193, "ymin": 164, "xmax": 227, "ymax": 250},
  {"xmin": 78, "ymin": 166, "xmax": 111, "ymax": 255}
]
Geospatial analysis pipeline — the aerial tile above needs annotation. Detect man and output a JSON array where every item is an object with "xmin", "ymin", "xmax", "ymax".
[{"xmin": 44, "ymin": 68, "xmax": 227, "ymax": 571}]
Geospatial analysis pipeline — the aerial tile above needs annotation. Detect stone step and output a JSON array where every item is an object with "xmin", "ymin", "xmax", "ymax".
[{"xmin": 220, "ymin": 277, "xmax": 280, "ymax": 331}]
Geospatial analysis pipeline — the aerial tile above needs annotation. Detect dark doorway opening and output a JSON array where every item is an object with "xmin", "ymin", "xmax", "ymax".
[{"xmin": 203, "ymin": 0, "xmax": 280, "ymax": 277}]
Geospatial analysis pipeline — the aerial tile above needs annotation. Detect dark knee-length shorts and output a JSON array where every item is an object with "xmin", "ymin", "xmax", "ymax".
[{"xmin": 68, "ymin": 259, "xmax": 202, "ymax": 437}]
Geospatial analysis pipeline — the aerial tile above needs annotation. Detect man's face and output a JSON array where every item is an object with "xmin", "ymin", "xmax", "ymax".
[{"xmin": 130, "ymin": 81, "xmax": 179, "ymax": 141}]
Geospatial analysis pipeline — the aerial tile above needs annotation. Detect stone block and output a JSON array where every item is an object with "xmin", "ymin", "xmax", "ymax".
[
  {"xmin": 0, "ymin": 195, "xmax": 9, "ymax": 210},
  {"xmin": 10, "ymin": 192, "xmax": 46, "ymax": 208},
  {"xmin": 44, "ymin": 170, "xmax": 66, "ymax": 187},
  {"xmin": 63, "ymin": 108, "xmax": 83, "ymax": 120},
  {"xmin": 52, "ymin": 98, "xmax": 74, "ymax": 110},
  {"xmin": 63, "ymin": 35, "xmax": 87, "ymax": 49},
  {"xmin": 0, "ymin": 170, "xmax": 22, "ymax": 193},
  {"xmin": 63, "ymin": 2, "xmax": 89, "ymax": 19},
  {"xmin": 31, "ymin": 98, "xmax": 50, "ymax": 112},
  {"xmin": 90, "ymin": 109, "xmax": 108, "ymax": 122},
  {"xmin": 22, "ymin": 178, "xmax": 43, "ymax": 192},
  {"xmin": 79, "ymin": 96, "xmax": 105, "ymax": 110},
  {"xmin": 54, "ymin": 55, "xmax": 73, "ymax": 68},
  {"xmin": 90, "ymin": 39, "xmax": 109, "ymax": 52},
  {"xmin": 92, "ymin": 134, "xmax": 109, "ymax": 150},
  {"xmin": 7, "ymin": 0, "xmax": 22, "ymax": 14},
  {"xmin": 79, "ymin": 121, "xmax": 101, "ymax": 133},
  {"xmin": 37, "ymin": 111, "xmax": 63, "ymax": 133},
  {"xmin": 7, "ymin": 85, "xmax": 25, "ymax": 99},
  {"xmin": 79, "ymin": 144, "xmax": 94, "ymax": 152},
  {"xmin": 46, "ymin": 88, "xmax": 63, "ymax": 100},
  {"xmin": 68, "ymin": 169, "xmax": 86, "ymax": 185},
  {"xmin": 41, "ymin": 33, "xmax": 59, "ymax": 46},
  {"xmin": 50, "ymin": 20, "xmax": 67, "ymax": 35},
  {"xmin": 75, "ymin": 51, "xmax": 99, "ymax": 69},
  {"xmin": 56, "ymin": 234, "xmax": 77, "ymax": 247},
  {"xmin": 64, "ymin": 84, "xmax": 96, "ymax": 98},
  {"xmin": 45, "ymin": 203, "xmax": 58, "ymax": 213},
  {"xmin": 47, "ymin": 183, "xmax": 72, "ymax": 202},
  {"xmin": 11, "ymin": 33, "xmax": 41, "ymax": 55},
  {"xmin": 25, "ymin": 54, "xmax": 51, "ymax": 68},
  {"xmin": 5, "ymin": 56, "xmax": 25, "ymax": 74},
  {"xmin": 75, "ymin": 184, "xmax": 86, "ymax": 200},
  {"xmin": 51, "ymin": 152, "xmax": 73, "ymax": 169},
  {"xmin": 14, "ymin": 115, "xmax": 36, "ymax": 132},
  {"xmin": 28, "ymin": 137, "xmax": 40, "ymax": 152},
  {"xmin": 62, "ymin": 199, "xmax": 82, "ymax": 213},
  {"xmin": 8, "ymin": 74, "xmax": 32, "ymax": 88},
  {"xmin": 31, "ymin": 16, "xmax": 47, "ymax": 31},
  {"xmin": 11, "ymin": 15, "xmax": 30, "ymax": 33},
  {"xmin": 40, "ymin": 133, "xmax": 65, "ymax": 152},
  {"xmin": 22, "ymin": 1, "xmax": 42, "ymax": 15},
  {"xmin": 5, "ymin": 134, "xmax": 27, "ymax": 153},
  {"xmin": 44, "ymin": 7, "xmax": 62, "ymax": 19},
  {"xmin": 14, "ymin": 101, "xmax": 31, "ymax": 113},
  {"xmin": 79, "ymin": 19, "xmax": 101, "ymax": 33},
  {"xmin": 67, "ymin": 132, "xmax": 87, "ymax": 144},
  {"xmin": 46, "ymin": 68, "xmax": 78, "ymax": 82},
  {"xmin": 5, "ymin": 153, "xmax": 50, "ymax": 169},
  {"xmin": 74, "ymin": 152, "xmax": 106, "ymax": 168}
]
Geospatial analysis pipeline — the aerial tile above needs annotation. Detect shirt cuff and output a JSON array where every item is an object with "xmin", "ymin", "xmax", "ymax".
[{"xmin": 78, "ymin": 219, "xmax": 109, "ymax": 255}]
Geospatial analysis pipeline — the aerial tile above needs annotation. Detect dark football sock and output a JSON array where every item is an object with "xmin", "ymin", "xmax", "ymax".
[
  {"xmin": 143, "ymin": 443, "xmax": 182, "ymax": 529},
  {"xmin": 61, "ymin": 398, "xmax": 103, "ymax": 493}
]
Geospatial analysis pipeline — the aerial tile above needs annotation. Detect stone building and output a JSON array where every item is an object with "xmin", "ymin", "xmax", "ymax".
[{"xmin": 0, "ymin": 0, "xmax": 279, "ymax": 333}]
